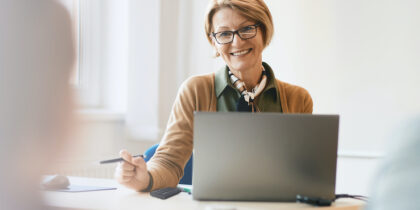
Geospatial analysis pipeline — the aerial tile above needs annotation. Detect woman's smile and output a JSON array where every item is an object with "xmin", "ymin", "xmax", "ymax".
[{"xmin": 230, "ymin": 48, "xmax": 252, "ymax": 56}]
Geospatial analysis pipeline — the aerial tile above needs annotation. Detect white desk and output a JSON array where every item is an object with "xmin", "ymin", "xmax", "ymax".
[{"xmin": 42, "ymin": 177, "xmax": 364, "ymax": 210}]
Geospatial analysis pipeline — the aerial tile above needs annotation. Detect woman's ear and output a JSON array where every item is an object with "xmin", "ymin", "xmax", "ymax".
[
  {"xmin": 209, "ymin": 35, "xmax": 220, "ymax": 57},
  {"xmin": 212, "ymin": 45, "xmax": 220, "ymax": 57},
  {"xmin": 214, "ymin": 50, "xmax": 220, "ymax": 57}
]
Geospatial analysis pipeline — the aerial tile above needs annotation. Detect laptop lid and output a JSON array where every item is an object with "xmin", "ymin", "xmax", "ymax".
[{"xmin": 192, "ymin": 112, "xmax": 339, "ymax": 201}]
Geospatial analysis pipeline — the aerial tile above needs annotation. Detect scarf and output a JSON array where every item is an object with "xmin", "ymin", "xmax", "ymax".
[{"xmin": 229, "ymin": 66, "xmax": 267, "ymax": 112}]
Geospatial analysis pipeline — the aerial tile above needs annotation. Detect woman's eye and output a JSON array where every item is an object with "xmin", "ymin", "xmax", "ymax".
[
  {"xmin": 241, "ymin": 26, "xmax": 253, "ymax": 32},
  {"xmin": 218, "ymin": 32, "xmax": 231, "ymax": 37}
]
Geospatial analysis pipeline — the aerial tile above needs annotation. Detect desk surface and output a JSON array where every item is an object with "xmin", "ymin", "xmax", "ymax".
[{"xmin": 42, "ymin": 177, "xmax": 364, "ymax": 210}]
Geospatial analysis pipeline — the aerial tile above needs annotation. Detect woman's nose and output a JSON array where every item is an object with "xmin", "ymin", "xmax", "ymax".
[{"xmin": 231, "ymin": 33, "xmax": 246, "ymax": 46}]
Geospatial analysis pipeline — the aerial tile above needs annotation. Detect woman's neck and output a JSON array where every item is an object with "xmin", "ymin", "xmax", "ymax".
[{"xmin": 231, "ymin": 64, "xmax": 262, "ymax": 91}]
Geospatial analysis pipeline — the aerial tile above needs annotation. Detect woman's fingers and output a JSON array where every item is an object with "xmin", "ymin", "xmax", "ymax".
[
  {"xmin": 121, "ymin": 175, "xmax": 134, "ymax": 182},
  {"xmin": 114, "ymin": 165, "xmax": 126, "ymax": 182},
  {"xmin": 115, "ymin": 150, "xmax": 149, "ymax": 190},
  {"xmin": 119, "ymin": 149, "xmax": 133, "ymax": 163},
  {"xmin": 115, "ymin": 162, "xmax": 135, "ymax": 182},
  {"xmin": 120, "ymin": 161, "xmax": 135, "ymax": 171},
  {"xmin": 132, "ymin": 156, "xmax": 146, "ymax": 168},
  {"xmin": 120, "ymin": 168, "xmax": 135, "ymax": 177},
  {"xmin": 117, "ymin": 162, "xmax": 136, "ymax": 174}
]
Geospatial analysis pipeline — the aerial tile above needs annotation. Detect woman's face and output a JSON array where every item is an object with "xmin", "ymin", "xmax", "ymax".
[{"xmin": 212, "ymin": 8, "xmax": 264, "ymax": 75}]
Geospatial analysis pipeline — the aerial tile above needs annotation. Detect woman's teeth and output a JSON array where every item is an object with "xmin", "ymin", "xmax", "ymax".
[{"xmin": 231, "ymin": 49, "xmax": 251, "ymax": 56}]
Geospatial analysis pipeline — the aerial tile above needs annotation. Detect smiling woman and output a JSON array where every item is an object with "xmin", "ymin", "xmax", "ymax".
[{"xmin": 113, "ymin": 0, "xmax": 313, "ymax": 192}]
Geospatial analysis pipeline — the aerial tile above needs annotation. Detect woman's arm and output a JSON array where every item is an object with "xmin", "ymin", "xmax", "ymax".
[{"xmin": 147, "ymin": 74, "xmax": 215, "ymax": 190}]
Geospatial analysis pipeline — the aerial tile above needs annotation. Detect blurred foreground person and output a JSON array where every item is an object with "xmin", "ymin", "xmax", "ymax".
[
  {"xmin": 366, "ymin": 117, "xmax": 420, "ymax": 210},
  {"xmin": 0, "ymin": 0, "xmax": 75, "ymax": 209}
]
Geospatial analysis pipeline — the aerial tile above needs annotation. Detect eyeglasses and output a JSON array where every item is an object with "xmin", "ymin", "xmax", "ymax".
[{"xmin": 211, "ymin": 23, "xmax": 260, "ymax": 44}]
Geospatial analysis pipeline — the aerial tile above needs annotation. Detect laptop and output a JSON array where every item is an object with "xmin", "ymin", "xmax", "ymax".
[{"xmin": 192, "ymin": 112, "xmax": 339, "ymax": 201}]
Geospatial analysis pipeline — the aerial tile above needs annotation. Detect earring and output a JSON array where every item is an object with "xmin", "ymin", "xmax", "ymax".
[{"xmin": 213, "ymin": 49, "xmax": 220, "ymax": 58}]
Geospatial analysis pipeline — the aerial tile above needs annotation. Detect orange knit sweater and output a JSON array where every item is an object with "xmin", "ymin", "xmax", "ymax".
[{"xmin": 147, "ymin": 72, "xmax": 313, "ymax": 190}]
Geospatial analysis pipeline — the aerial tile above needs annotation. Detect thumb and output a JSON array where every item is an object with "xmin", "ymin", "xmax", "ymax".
[
  {"xmin": 132, "ymin": 156, "xmax": 146, "ymax": 167},
  {"xmin": 119, "ymin": 149, "xmax": 133, "ymax": 163}
]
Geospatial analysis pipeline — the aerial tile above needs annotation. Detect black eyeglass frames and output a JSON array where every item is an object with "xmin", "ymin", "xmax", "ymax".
[{"xmin": 211, "ymin": 23, "xmax": 261, "ymax": 44}]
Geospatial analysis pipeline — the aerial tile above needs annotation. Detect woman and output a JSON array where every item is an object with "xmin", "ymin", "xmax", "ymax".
[{"xmin": 115, "ymin": 0, "xmax": 312, "ymax": 191}]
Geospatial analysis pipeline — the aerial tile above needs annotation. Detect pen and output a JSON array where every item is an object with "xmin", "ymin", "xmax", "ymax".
[{"xmin": 99, "ymin": 154, "xmax": 145, "ymax": 164}]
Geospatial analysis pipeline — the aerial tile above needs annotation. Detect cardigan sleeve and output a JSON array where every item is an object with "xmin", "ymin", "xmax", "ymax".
[{"xmin": 146, "ymin": 74, "xmax": 215, "ymax": 190}]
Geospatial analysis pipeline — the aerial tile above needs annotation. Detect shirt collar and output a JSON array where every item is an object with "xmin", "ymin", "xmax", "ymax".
[
  {"xmin": 214, "ymin": 65, "xmax": 229, "ymax": 98},
  {"xmin": 214, "ymin": 62, "xmax": 278, "ymax": 98}
]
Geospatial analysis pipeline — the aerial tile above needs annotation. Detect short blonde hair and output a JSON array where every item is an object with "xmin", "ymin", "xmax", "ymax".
[{"xmin": 205, "ymin": 0, "xmax": 274, "ymax": 49}]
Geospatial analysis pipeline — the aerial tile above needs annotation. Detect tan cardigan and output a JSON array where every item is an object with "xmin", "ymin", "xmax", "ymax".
[{"xmin": 147, "ymin": 73, "xmax": 313, "ymax": 190}]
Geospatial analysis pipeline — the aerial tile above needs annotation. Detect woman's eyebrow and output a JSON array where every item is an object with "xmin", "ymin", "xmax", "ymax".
[
  {"xmin": 215, "ymin": 26, "xmax": 230, "ymax": 30},
  {"xmin": 238, "ymin": 20, "xmax": 253, "ymax": 27},
  {"xmin": 215, "ymin": 20, "xmax": 254, "ymax": 31}
]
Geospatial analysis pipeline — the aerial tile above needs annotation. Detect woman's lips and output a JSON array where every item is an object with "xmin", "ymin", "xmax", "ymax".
[{"xmin": 230, "ymin": 48, "xmax": 252, "ymax": 56}]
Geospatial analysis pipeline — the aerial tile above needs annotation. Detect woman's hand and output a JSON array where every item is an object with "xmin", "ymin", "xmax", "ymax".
[{"xmin": 114, "ymin": 149, "xmax": 150, "ymax": 191}]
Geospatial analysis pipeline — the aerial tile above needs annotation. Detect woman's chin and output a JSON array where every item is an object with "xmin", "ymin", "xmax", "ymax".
[{"xmin": 230, "ymin": 62, "xmax": 255, "ymax": 73}]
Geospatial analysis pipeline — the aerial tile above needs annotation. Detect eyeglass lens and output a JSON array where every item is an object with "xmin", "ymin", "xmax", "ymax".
[{"xmin": 214, "ymin": 25, "xmax": 257, "ymax": 44}]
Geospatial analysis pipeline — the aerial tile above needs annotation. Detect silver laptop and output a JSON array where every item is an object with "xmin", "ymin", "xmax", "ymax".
[{"xmin": 192, "ymin": 112, "xmax": 339, "ymax": 201}]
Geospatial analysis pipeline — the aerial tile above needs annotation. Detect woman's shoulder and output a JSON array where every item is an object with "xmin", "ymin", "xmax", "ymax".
[
  {"xmin": 275, "ymin": 79, "xmax": 311, "ymax": 97},
  {"xmin": 275, "ymin": 79, "xmax": 313, "ymax": 113},
  {"xmin": 181, "ymin": 73, "xmax": 215, "ymax": 91},
  {"xmin": 176, "ymin": 73, "xmax": 216, "ymax": 111}
]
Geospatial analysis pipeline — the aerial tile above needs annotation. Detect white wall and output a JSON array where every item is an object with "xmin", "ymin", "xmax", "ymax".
[{"xmin": 265, "ymin": 0, "xmax": 420, "ymax": 154}]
